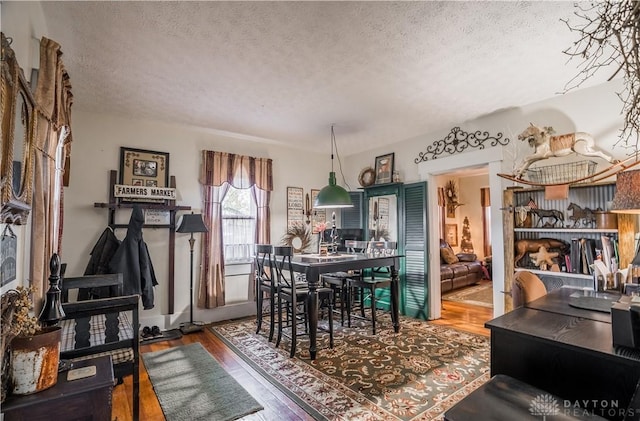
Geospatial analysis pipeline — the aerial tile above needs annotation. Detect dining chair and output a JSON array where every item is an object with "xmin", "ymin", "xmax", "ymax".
[
  {"xmin": 272, "ymin": 246, "xmax": 334, "ymax": 358},
  {"xmin": 347, "ymin": 240, "xmax": 397, "ymax": 334},
  {"xmin": 255, "ymin": 244, "xmax": 276, "ymax": 341},
  {"xmin": 512, "ymin": 270, "xmax": 548, "ymax": 308},
  {"xmin": 322, "ymin": 240, "xmax": 367, "ymax": 326}
]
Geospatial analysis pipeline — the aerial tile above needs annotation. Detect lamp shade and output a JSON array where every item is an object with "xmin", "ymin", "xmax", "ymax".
[
  {"xmin": 176, "ymin": 213, "xmax": 208, "ymax": 233},
  {"xmin": 314, "ymin": 172, "xmax": 353, "ymax": 209},
  {"xmin": 610, "ymin": 170, "xmax": 640, "ymax": 214}
]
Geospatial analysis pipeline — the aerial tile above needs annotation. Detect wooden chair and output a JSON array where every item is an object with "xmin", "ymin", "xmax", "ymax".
[
  {"xmin": 347, "ymin": 241, "xmax": 397, "ymax": 334},
  {"xmin": 273, "ymin": 246, "xmax": 334, "ymax": 358},
  {"xmin": 322, "ymin": 240, "xmax": 368, "ymax": 326},
  {"xmin": 60, "ymin": 273, "xmax": 140, "ymax": 421},
  {"xmin": 255, "ymin": 244, "xmax": 276, "ymax": 341},
  {"xmin": 512, "ymin": 270, "xmax": 547, "ymax": 308}
]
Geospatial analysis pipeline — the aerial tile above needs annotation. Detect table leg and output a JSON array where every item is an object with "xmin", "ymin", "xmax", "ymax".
[
  {"xmin": 390, "ymin": 265, "xmax": 400, "ymax": 333},
  {"xmin": 307, "ymin": 272, "xmax": 318, "ymax": 360}
]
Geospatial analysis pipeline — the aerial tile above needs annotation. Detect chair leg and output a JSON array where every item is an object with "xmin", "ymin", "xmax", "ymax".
[
  {"xmin": 346, "ymin": 285, "xmax": 352, "ymax": 328},
  {"xmin": 370, "ymin": 285, "xmax": 377, "ymax": 335},
  {"xmin": 328, "ymin": 297, "xmax": 334, "ymax": 348},
  {"xmin": 268, "ymin": 290, "xmax": 276, "ymax": 342},
  {"xmin": 275, "ymin": 294, "xmax": 283, "ymax": 348},
  {"xmin": 256, "ymin": 288, "xmax": 263, "ymax": 334},
  {"xmin": 290, "ymin": 300, "xmax": 297, "ymax": 358}
]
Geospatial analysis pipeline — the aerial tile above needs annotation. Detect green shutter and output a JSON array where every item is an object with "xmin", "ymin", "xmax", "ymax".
[
  {"xmin": 401, "ymin": 182, "xmax": 428, "ymax": 320},
  {"xmin": 340, "ymin": 191, "xmax": 364, "ymax": 229}
]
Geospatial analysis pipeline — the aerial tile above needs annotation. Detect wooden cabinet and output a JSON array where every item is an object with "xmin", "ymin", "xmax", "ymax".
[{"xmin": 503, "ymin": 182, "xmax": 636, "ymax": 311}]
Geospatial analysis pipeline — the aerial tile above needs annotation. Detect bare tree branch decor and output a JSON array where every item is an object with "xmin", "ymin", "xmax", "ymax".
[{"xmin": 562, "ymin": 1, "xmax": 640, "ymax": 152}]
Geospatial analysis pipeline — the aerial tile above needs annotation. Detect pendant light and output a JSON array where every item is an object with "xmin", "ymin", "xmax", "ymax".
[
  {"xmin": 314, "ymin": 125, "xmax": 353, "ymax": 209},
  {"xmin": 610, "ymin": 169, "xmax": 640, "ymax": 214}
]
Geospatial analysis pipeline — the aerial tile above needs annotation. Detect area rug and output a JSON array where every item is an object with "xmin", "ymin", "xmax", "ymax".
[
  {"xmin": 141, "ymin": 342, "xmax": 263, "ymax": 421},
  {"xmin": 442, "ymin": 282, "xmax": 493, "ymax": 308},
  {"xmin": 212, "ymin": 316, "xmax": 489, "ymax": 420}
]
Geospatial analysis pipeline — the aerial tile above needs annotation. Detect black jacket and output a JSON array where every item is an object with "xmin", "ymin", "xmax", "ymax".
[
  {"xmin": 108, "ymin": 206, "xmax": 158, "ymax": 309},
  {"xmin": 79, "ymin": 227, "xmax": 121, "ymax": 300}
]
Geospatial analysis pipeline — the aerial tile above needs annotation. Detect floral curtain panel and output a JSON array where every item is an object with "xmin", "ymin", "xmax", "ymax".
[
  {"xmin": 31, "ymin": 37, "xmax": 73, "ymax": 308},
  {"xmin": 198, "ymin": 151, "xmax": 272, "ymax": 309}
]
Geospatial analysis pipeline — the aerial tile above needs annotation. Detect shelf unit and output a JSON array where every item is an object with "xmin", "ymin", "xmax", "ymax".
[
  {"xmin": 503, "ymin": 181, "xmax": 636, "ymax": 310},
  {"xmin": 94, "ymin": 170, "xmax": 191, "ymax": 314}
]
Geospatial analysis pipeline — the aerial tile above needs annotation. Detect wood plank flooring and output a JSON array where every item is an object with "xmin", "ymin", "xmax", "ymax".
[{"xmin": 112, "ymin": 301, "xmax": 492, "ymax": 420}]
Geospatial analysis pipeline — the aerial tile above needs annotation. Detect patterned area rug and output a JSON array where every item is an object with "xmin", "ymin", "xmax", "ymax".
[
  {"xmin": 442, "ymin": 282, "xmax": 493, "ymax": 308},
  {"xmin": 212, "ymin": 316, "xmax": 489, "ymax": 420}
]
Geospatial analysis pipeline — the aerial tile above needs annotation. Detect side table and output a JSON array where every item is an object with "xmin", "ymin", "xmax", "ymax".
[{"xmin": 2, "ymin": 355, "xmax": 114, "ymax": 421}]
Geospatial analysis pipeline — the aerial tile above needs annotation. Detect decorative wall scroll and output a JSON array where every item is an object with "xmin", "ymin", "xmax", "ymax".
[
  {"xmin": 286, "ymin": 186, "xmax": 304, "ymax": 230},
  {"xmin": 119, "ymin": 147, "xmax": 170, "ymax": 204},
  {"xmin": 414, "ymin": 127, "xmax": 510, "ymax": 163}
]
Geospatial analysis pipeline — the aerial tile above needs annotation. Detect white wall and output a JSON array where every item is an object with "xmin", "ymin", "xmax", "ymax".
[{"xmin": 63, "ymin": 111, "xmax": 328, "ymax": 329}]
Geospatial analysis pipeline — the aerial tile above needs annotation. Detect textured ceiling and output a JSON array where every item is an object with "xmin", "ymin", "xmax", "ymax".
[{"xmin": 36, "ymin": 1, "xmax": 613, "ymax": 155}]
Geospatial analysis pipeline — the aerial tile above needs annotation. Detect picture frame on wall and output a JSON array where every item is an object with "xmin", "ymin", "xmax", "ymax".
[
  {"xmin": 119, "ymin": 147, "xmax": 170, "ymax": 203},
  {"xmin": 374, "ymin": 153, "xmax": 394, "ymax": 184},
  {"xmin": 445, "ymin": 223, "xmax": 458, "ymax": 247},
  {"xmin": 286, "ymin": 186, "xmax": 304, "ymax": 230}
]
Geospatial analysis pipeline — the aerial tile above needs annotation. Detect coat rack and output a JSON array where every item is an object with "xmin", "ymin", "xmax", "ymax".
[{"xmin": 94, "ymin": 170, "xmax": 190, "ymax": 314}]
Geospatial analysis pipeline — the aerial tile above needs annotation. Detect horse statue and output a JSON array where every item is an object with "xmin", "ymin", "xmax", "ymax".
[
  {"xmin": 566, "ymin": 202, "xmax": 598, "ymax": 228},
  {"xmin": 514, "ymin": 124, "xmax": 618, "ymax": 179},
  {"xmin": 529, "ymin": 207, "xmax": 564, "ymax": 228}
]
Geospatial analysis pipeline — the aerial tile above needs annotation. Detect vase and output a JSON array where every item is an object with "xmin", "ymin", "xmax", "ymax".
[{"xmin": 10, "ymin": 326, "xmax": 61, "ymax": 395}]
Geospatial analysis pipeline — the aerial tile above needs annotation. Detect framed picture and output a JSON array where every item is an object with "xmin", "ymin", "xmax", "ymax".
[
  {"xmin": 119, "ymin": 147, "xmax": 169, "ymax": 203},
  {"xmin": 445, "ymin": 223, "xmax": 458, "ymax": 247},
  {"xmin": 310, "ymin": 189, "xmax": 326, "ymax": 233},
  {"xmin": 286, "ymin": 186, "xmax": 304, "ymax": 230},
  {"xmin": 374, "ymin": 153, "xmax": 394, "ymax": 184}
]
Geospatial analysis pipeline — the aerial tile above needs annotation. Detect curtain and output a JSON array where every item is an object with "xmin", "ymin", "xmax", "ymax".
[
  {"xmin": 31, "ymin": 37, "xmax": 73, "ymax": 308},
  {"xmin": 198, "ymin": 151, "xmax": 272, "ymax": 309}
]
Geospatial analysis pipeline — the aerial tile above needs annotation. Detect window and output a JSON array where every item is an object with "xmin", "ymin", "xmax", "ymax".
[{"xmin": 222, "ymin": 186, "xmax": 256, "ymax": 263}]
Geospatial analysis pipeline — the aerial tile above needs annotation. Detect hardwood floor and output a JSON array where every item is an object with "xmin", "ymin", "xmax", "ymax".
[{"xmin": 112, "ymin": 302, "xmax": 492, "ymax": 420}]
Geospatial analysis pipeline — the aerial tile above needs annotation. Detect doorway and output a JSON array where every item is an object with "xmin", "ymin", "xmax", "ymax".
[{"xmin": 418, "ymin": 145, "xmax": 506, "ymax": 321}]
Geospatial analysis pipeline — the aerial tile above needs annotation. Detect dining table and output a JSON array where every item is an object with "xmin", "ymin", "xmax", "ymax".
[{"xmin": 281, "ymin": 251, "xmax": 404, "ymax": 360}]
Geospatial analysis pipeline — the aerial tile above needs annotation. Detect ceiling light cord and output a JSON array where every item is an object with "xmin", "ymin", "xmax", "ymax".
[{"xmin": 331, "ymin": 125, "xmax": 352, "ymax": 191}]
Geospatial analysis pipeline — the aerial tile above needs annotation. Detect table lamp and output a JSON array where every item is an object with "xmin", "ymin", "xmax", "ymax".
[{"xmin": 176, "ymin": 212, "xmax": 208, "ymax": 334}]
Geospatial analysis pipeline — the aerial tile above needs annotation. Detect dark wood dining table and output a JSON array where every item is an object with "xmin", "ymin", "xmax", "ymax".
[{"xmin": 284, "ymin": 252, "xmax": 403, "ymax": 360}]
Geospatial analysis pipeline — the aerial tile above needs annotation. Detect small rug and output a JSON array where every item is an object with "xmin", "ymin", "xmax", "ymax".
[
  {"xmin": 212, "ymin": 316, "xmax": 489, "ymax": 420},
  {"xmin": 442, "ymin": 282, "xmax": 493, "ymax": 308},
  {"xmin": 141, "ymin": 342, "xmax": 263, "ymax": 421}
]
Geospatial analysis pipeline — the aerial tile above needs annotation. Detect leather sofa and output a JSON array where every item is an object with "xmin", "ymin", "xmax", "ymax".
[{"xmin": 440, "ymin": 239, "xmax": 484, "ymax": 293}]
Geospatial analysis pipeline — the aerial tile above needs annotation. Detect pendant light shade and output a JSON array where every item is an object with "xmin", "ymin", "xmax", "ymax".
[
  {"xmin": 314, "ymin": 126, "xmax": 353, "ymax": 209},
  {"xmin": 610, "ymin": 169, "xmax": 640, "ymax": 214}
]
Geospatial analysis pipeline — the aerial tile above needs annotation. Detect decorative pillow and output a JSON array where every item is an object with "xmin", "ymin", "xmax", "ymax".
[
  {"xmin": 457, "ymin": 253, "xmax": 477, "ymax": 262},
  {"xmin": 440, "ymin": 247, "xmax": 459, "ymax": 264}
]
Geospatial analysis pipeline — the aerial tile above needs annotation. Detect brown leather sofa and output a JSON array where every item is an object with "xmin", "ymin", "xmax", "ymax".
[{"xmin": 440, "ymin": 239, "xmax": 484, "ymax": 293}]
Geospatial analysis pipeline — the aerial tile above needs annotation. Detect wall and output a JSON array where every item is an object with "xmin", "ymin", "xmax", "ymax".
[
  {"xmin": 62, "ymin": 111, "xmax": 328, "ymax": 329},
  {"xmin": 457, "ymin": 173, "xmax": 489, "ymax": 261}
]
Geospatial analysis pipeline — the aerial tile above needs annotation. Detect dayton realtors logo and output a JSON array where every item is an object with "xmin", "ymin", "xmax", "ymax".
[
  {"xmin": 529, "ymin": 394, "xmax": 560, "ymax": 420},
  {"xmin": 529, "ymin": 394, "xmax": 629, "ymax": 419}
]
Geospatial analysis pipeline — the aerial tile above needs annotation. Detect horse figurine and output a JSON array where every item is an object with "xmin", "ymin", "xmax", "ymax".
[
  {"xmin": 529, "ymin": 207, "xmax": 564, "ymax": 228},
  {"xmin": 514, "ymin": 124, "xmax": 618, "ymax": 179},
  {"xmin": 567, "ymin": 202, "xmax": 598, "ymax": 228}
]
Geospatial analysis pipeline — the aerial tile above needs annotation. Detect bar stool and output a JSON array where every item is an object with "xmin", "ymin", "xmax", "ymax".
[
  {"xmin": 272, "ymin": 246, "xmax": 334, "ymax": 358},
  {"xmin": 255, "ymin": 244, "xmax": 276, "ymax": 341}
]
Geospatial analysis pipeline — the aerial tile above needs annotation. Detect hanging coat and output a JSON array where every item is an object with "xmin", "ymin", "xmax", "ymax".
[
  {"xmin": 78, "ymin": 226, "xmax": 121, "ymax": 300},
  {"xmin": 108, "ymin": 205, "xmax": 158, "ymax": 309}
]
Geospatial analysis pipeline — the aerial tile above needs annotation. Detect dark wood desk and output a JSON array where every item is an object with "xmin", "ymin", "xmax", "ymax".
[
  {"xmin": 487, "ymin": 295, "xmax": 640, "ymax": 421},
  {"xmin": 287, "ymin": 252, "xmax": 403, "ymax": 359},
  {"xmin": 525, "ymin": 287, "xmax": 619, "ymax": 323},
  {"xmin": 2, "ymin": 355, "xmax": 114, "ymax": 421}
]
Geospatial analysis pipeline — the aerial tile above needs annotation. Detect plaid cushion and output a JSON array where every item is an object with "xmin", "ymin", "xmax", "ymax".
[{"xmin": 60, "ymin": 312, "xmax": 135, "ymax": 364}]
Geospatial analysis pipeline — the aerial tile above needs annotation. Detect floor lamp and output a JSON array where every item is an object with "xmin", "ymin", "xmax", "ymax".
[{"xmin": 177, "ymin": 212, "xmax": 208, "ymax": 334}]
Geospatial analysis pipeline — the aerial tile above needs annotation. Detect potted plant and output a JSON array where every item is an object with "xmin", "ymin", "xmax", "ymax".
[{"xmin": 1, "ymin": 287, "xmax": 61, "ymax": 400}]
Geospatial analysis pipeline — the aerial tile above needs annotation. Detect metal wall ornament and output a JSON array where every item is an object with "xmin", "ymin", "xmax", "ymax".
[{"xmin": 414, "ymin": 127, "xmax": 510, "ymax": 163}]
